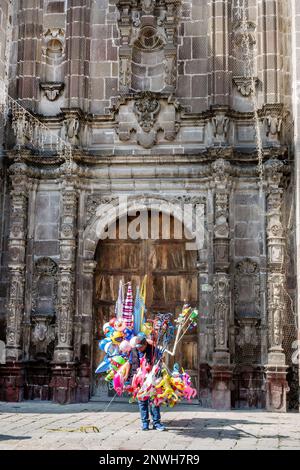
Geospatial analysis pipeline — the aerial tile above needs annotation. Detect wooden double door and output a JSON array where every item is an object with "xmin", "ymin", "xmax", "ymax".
[{"xmin": 92, "ymin": 213, "xmax": 199, "ymax": 397}]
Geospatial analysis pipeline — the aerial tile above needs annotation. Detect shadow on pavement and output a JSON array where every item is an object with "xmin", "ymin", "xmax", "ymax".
[
  {"xmin": 0, "ymin": 435, "xmax": 31, "ymax": 441},
  {"xmin": 163, "ymin": 418, "xmax": 288, "ymax": 440}
]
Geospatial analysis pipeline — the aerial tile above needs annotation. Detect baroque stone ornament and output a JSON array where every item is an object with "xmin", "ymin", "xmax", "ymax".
[
  {"xmin": 54, "ymin": 171, "xmax": 78, "ymax": 363},
  {"xmin": 212, "ymin": 159, "xmax": 231, "ymax": 273},
  {"xmin": 116, "ymin": 0, "xmax": 180, "ymax": 93},
  {"xmin": 61, "ymin": 109, "xmax": 82, "ymax": 147},
  {"xmin": 5, "ymin": 162, "xmax": 29, "ymax": 361},
  {"xmin": 232, "ymin": 76, "xmax": 259, "ymax": 97},
  {"xmin": 141, "ymin": 0, "xmax": 156, "ymax": 14},
  {"xmin": 85, "ymin": 192, "xmax": 206, "ymax": 229},
  {"xmin": 212, "ymin": 112, "xmax": 229, "ymax": 142},
  {"xmin": 234, "ymin": 259, "xmax": 260, "ymax": 318},
  {"xmin": 211, "ymin": 158, "xmax": 231, "ymax": 184},
  {"xmin": 236, "ymin": 319, "xmax": 259, "ymax": 348},
  {"xmin": 261, "ymin": 104, "xmax": 287, "ymax": 143},
  {"xmin": 64, "ymin": 117, "xmax": 80, "ymax": 145},
  {"xmin": 31, "ymin": 315, "xmax": 55, "ymax": 358},
  {"xmin": 211, "ymin": 153, "xmax": 232, "ymax": 410},
  {"xmin": 116, "ymin": 93, "xmax": 180, "ymax": 148},
  {"xmin": 40, "ymin": 82, "xmax": 64, "ymax": 101},
  {"xmin": 134, "ymin": 92, "xmax": 160, "ymax": 133},
  {"xmin": 214, "ymin": 193, "xmax": 229, "ymax": 238},
  {"xmin": 213, "ymin": 274, "xmax": 230, "ymax": 351},
  {"xmin": 31, "ymin": 257, "xmax": 58, "ymax": 316},
  {"xmin": 267, "ymin": 274, "xmax": 285, "ymax": 350},
  {"xmin": 264, "ymin": 155, "xmax": 289, "ymax": 412}
]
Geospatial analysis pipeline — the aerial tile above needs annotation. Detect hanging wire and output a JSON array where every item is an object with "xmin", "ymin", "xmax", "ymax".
[
  {"xmin": 0, "ymin": 78, "xmax": 73, "ymax": 166},
  {"xmin": 233, "ymin": 0, "xmax": 297, "ymax": 367},
  {"xmin": 236, "ymin": 0, "xmax": 264, "ymax": 188}
]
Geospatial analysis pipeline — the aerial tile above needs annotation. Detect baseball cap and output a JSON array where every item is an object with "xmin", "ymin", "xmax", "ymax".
[{"xmin": 136, "ymin": 332, "xmax": 147, "ymax": 347}]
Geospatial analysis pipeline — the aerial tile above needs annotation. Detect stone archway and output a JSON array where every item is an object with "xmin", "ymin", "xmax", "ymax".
[{"xmin": 80, "ymin": 195, "xmax": 205, "ymax": 400}]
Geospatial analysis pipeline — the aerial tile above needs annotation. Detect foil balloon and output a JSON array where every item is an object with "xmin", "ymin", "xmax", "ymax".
[
  {"xmin": 102, "ymin": 322, "xmax": 110, "ymax": 334},
  {"xmin": 129, "ymin": 336, "xmax": 138, "ymax": 348},
  {"xmin": 104, "ymin": 341, "xmax": 117, "ymax": 355},
  {"xmin": 111, "ymin": 330, "xmax": 124, "ymax": 344},
  {"xmin": 123, "ymin": 328, "xmax": 134, "ymax": 341},
  {"xmin": 119, "ymin": 340, "xmax": 132, "ymax": 354},
  {"xmin": 96, "ymin": 301, "xmax": 199, "ymax": 408},
  {"xmin": 95, "ymin": 357, "xmax": 110, "ymax": 374},
  {"xmin": 109, "ymin": 317, "xmax": 117, "ymax": 327},
  {"xmin": 141, "ymin": 322, "xmax": 153, "ymax": 337},
  {"xmin": 99, "ymin": 338, "xmax": 111, "ymax": 351},
  {"xmin": 114, "ymin": 319, "xmax": 126, "ymax": 331}
]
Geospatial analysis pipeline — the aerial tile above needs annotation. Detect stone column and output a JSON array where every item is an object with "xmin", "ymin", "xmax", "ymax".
[
  {"xmin": 75, "ymin": 259, "xmax": 97, "ymax": 403},
  {"xmin": 65, "ymin": 0, "xmax": 91, "ymax": 109},
  {"xmin": 16, "ymin": 0, "xmax": 42, "ymax": 109},
  {"xmin": 264, "ymin": 159, "xmax": 289, "ymax": 412},
  {"xmin": 208, "ymin": 0, "xmax": 230, "ymax": 106},
  {"xmin": 291, "ymin": 0, "xmax": 300, "ymax": 413},
  {"xmin": 51, "ymin": 162, "xmax": 78, "ymax": 404},
  {"xmin": 211, "ymin": 158, "xmax": 233, "ymax": 409},
  {"xmin": 3, "ymin": 161, "xmax": 29, "ymax": 401}
]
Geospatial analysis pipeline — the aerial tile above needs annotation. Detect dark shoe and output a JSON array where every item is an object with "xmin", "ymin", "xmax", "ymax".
[
  {"xmin": 153, "ymin": 423, "xmax": 166, "ymax": 431},
  {"xmin": 142, "ymin": 423, "xmax": 149, "ymax": 431}
]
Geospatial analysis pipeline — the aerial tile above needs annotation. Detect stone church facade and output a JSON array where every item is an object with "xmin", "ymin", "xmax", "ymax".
[{"xmin": 0, "ymin": 0, "xmax": 299, "ymax": 411}]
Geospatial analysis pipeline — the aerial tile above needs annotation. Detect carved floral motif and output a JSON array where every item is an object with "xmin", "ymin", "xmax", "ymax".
[{"xmin": 213, "ymin": 275, "xmax": 230, "ymax": 349}]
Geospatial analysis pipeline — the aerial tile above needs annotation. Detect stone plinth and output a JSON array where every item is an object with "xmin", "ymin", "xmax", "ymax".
[
  {"xmin": 265, "ymin": 361, "xmax": 289, "ymax": 413},
  {"xmin": 0, "ymin": 362, "xmax": 25, "ymax": 401},
  {"xmin": 50, "ymin": 362, "xmax": 77, "ymax": 404}
]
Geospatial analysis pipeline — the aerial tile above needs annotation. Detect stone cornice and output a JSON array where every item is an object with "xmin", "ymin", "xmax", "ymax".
[
  {"xmin": 2, "ymin": 159, "xmax": 290, "ymax": 185},
  {"xmin": 12, "ymin": 104, "xmax": 290, "ymax": 128},
  {"xmin": 6, "ymin": 145, "xmax": 288, "ymax": 164}
]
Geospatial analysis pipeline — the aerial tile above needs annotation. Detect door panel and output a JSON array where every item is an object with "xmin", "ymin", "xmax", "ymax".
[{"xmin": 93, "ymin": 212, "xmax": 199, "ymax": 398}]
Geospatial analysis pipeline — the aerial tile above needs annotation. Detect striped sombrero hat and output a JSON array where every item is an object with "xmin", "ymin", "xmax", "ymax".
[{"xmin": 122, "ymin": 282, "xmax": 133, "ymax": 328}]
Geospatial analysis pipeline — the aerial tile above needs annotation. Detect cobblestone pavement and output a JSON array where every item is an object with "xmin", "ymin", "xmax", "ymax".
[{"xmin": 0, "ymin": 401, "xmax": 299, "ymax": 450}]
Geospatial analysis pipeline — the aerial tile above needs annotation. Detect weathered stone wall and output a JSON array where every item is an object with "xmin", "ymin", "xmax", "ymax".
[
  {"xmin": 0, "ymin": 0, "xmax": 298, "ymax": 409},
  {"xmin": 291, "ymin": 0, "xmax": 300, "ymax": 410},
  {"xmin": 0, "ymin": 0, "xmax": 11, "ymax": 343}
]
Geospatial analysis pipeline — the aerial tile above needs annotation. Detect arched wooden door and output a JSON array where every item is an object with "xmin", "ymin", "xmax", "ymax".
[{"xmin": 92, "ymin": 212, "xmax": 199, "ymax": 398}]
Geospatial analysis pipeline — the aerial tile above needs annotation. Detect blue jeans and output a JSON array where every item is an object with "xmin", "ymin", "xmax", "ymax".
[{"xmin": 138, "ymin": 399, "xmax": 161, "ymax": 426}]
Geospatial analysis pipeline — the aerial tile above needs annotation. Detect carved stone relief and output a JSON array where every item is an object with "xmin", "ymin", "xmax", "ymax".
[
  {"xmin": 116, "ymin": 92, "xmax": 180, "ymax": 148},
  {"xmin": 213, "ymin": 274, "xmax": 230, "ymax": 351},
  {"xmin": 267, "ymin": 274, "xmax": 285, "ymax": 350},
  {"xmin": 234, "ymin": 259, "xmax": 260, "ymax": 318},
  {"xmin": 31, "ymin": 257, "xmax": 58, "ymax": 316}
]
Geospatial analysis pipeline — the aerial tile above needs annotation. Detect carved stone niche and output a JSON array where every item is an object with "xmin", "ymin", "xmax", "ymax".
[
  {"xmin": 41, "ymin": 28, "xmax": 65, "ymax": 99},
  {"xmin": 116, "ymin": 92, "xmax": 180, "ymax": 148},
  {"xmin": 30, "ymin": 257, "xmax": 58, "ymax": 359},
  {"xmin": 234, "ymin": 258, "xmax": 260, "ymax": 318},
  {"xmin": 31, "ymin": 315, "xmax": 56, "ymax": 358},
  {"xmin": 116, "ymin": 0, "xmax": 180, "ymax": 93},
  {"xmin": 32, "ymin": 257, "xmax": 58, "ymax": 317},
  {"xmin": 235, "ymin": 318, "xmax": 260, "ymax": 365}
]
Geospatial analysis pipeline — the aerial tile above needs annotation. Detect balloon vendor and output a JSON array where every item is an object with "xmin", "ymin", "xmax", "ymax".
[{"xmin": 95, "ymin": 280, "xmax": 199, "ymax": 432}]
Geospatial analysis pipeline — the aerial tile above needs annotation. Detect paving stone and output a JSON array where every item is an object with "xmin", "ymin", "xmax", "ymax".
[{"xmin": 0, "ymin": 402, "xmax": 300, "ymax": 450}]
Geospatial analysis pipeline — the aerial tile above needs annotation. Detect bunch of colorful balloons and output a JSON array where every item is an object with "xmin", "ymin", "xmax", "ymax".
[
  {"xmin": 127, "ymin": 360, "xmax": 197, "ymax": 407},
  {"xmin": 95, "ymin": 316, "xmax": 155, "ymax": 395}
]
